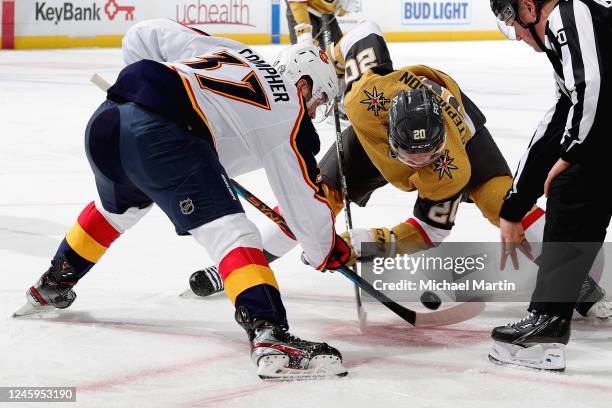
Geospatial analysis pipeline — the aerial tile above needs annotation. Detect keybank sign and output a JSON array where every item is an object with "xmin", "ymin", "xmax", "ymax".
[{"xmin": 402, "ymin": 0, "xmax": 471, "ymax": 25}]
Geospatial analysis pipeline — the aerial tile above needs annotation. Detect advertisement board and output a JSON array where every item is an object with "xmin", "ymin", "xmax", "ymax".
[
  {"xmin": 3, "ymin": 0, "xmax": 503, "ymax": 49},
  {"xmin": 401, "ymin": 0, "xmax": 471, "ymax": 26}
]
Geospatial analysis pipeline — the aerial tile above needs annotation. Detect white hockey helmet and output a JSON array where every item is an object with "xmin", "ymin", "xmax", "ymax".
[{"xmin": 273, "ymin": 44, "xmax": 339, "ymax": 115}]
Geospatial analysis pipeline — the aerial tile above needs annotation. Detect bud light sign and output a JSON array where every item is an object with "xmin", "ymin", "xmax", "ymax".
[{"xmin": 402, "ymin": 0, "xmax": 471, "ymax": 25}]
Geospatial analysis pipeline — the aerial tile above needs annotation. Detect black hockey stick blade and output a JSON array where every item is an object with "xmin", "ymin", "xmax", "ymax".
[
  {"xmin": 336, "ymin": 266, "xmax": 485, "ymax": 327},
  {"xmin": 336, "ymin": 266, "xmax": 416, "ymax": 325}
]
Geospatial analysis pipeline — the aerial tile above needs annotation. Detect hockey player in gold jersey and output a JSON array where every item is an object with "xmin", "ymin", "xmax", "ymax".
[
  {"xmin": 324, "ymin": 20, "xmax": 522, "ymax": 254},
  {"xmin": 286, "ymin": 0, "xmax": 359, "ymax": 46}
]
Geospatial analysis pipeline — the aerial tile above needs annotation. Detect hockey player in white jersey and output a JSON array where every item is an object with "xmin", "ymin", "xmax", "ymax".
[{"xmin": 15, "ymin": 19, "xmax": 351, "ymax": 380}]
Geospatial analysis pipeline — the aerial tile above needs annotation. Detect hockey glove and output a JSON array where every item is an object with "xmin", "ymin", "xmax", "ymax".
[
  {"xmin": 341, "ymin": 227, "xmax": 395, "ymax": 265},
  {"xmin": 301, "ymin": 234, "xmax": 352, "ymax": 271},
  {"xmin": 324, "ymin": 234, "xmax": 352, "ymax": 270}
]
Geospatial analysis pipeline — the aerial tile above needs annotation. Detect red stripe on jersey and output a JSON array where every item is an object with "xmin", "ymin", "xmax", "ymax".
[
  {"xmin": 77, "ymin": 202, "xmax": 121, "ymax": 248},
  {"xmin": 406, "ymin": 218, "xmax": 434, "ymax": 247},
  {"xmin": 219, "ymin": 247, "xmax": 269, "ymax": 281},
  {"xmin": 289, "ymin": 93, "xmax": 318, "ymax": 192},
  {"xmin": 521, "ymin": 207, "xmax": 545, "ymax": 230},
  {"xmin": 288, "ymin": 90, "xmax": 336, "ymax": 270}
]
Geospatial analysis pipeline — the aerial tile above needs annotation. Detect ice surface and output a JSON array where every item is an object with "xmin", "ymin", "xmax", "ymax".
[{"xmin": 1, "ymin": 41, "xmax": 610, "ymax": 408}]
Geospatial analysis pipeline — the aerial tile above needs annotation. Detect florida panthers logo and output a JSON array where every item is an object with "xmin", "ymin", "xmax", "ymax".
[
  {"xmin": 179, "ymin": 198, "xmax": 195, "ymax": 215},
  {"xmin": 433, "ymin": 150, "xmax": 458, "ymax": 180},
  {"xmin": 319, "ymin": 49, "xmax": 330, "ymax": 64}
]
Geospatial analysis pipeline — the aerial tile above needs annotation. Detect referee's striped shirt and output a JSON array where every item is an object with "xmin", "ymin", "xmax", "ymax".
[{"xmin": 500, "ymin": 0, "xmax": 612, "ymax": 221}]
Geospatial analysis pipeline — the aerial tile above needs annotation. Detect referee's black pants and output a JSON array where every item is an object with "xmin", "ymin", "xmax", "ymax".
[{"xmin": 529, "ymin": 164, "xmax": 611, "ymax": 319}]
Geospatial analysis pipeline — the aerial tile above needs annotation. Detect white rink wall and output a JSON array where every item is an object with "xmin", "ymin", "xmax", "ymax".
[{"xmin": 1, "ymin": 0, "xmax": 504, "ymax": 49}]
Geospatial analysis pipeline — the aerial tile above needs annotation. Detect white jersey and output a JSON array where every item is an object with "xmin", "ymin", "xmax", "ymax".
[{"xmin": 117, "ymin": 19, "xmax": 336, "ymax": 269}]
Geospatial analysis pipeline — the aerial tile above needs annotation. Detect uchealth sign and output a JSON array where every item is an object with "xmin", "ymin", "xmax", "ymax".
[
  {"xmin": 34, "ymin": 0, "xmax": 136, "ymax": 25},
  {"xmin": 174, "ymin": 0, "xmax": 254, "ymax": 27},
  {"xmin": 402, "ymin": 0, "xmax": 471, "ymax": 26}
]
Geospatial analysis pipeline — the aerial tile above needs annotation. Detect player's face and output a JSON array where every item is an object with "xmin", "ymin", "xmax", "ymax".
[
  {"xmin": 298, "ymin": 78, "xmax": 330, "ymax": 119},
  {"xmin": 307, "ymin": 95, "xmax": 329, "ymax": 119},
  {"xmin": 390, "ymin": 142, "xmax": 445, "ymax": 168}
]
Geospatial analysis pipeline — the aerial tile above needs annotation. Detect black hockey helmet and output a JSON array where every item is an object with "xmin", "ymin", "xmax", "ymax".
[
  {"xmin": 388, "ymin": 88, "xmax": 446, "ymax": 168},
  {"xmin": 490, "ymin": 0, "xmax": 549, "ymax": 29}
]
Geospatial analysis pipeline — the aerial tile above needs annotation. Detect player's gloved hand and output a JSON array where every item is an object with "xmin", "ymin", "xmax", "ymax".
[
  {"xmin": 341, "ymin": 227, "xmax": 395, "ymax": 264},
  {"xmin": 297, "ymin": 32, "xmax": 314, "ymax": 46},
  {"xmin": 325, "ymin": 234, "xmax": 352, "ymax": 270},
  {"xmin": 301, "ymin": 234, "xmax": 352, "ymax": 271}
]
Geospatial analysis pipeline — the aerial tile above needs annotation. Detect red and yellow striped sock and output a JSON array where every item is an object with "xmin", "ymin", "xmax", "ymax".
[{"xmin": 53, "ymin": 202, "xmax": 121, "ymax": 280}]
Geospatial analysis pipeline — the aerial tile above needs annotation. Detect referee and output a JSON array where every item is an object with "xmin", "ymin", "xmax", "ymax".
[{"xmin": 489, "ymin": 0, "xmax": 612, "ymax": 370}]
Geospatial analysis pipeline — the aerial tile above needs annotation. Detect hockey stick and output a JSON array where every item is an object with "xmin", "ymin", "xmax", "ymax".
[
  {"xmin": 320, "ymin": 15, "xmax": 367, "ymax": 328},
  {"xmin": 312, "ymin": 14, "xmax": 337, "ymax": 43},
  {"xmin": 231, "ymin": 180, "xmax": 484, "ymax": 327},
  {"xmin": 89, "ymin": 74, "xmax": 484, "ymax": 326}
]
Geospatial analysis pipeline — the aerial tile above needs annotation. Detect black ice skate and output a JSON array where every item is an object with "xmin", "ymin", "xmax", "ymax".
[
  {"xmin": 488, "ymin": 312, "xmax": 570, "ymax": 371},
  {"xmin": 13, "ymin": 257, "xmax": 77, "ymax": 318},
  {"xmin": 249, "ymin": 321, "xmax": 348, "ymax": 380},
  {"xmin": 236, "ymin": 308, "xmax": 348, "ymax": 380},
  {"xmin": 575, "ymin": 276, "xmax": 612, "ymax": 319},
  {"xmin": 179, "ymin": 266, "xmax": 224, "ymax": 298}
]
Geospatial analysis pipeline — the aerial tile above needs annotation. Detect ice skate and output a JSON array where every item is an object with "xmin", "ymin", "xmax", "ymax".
[
  {"xmin": 575, "ymin": 276, "xmax": 612, "ymax": 319},
  {"xmin": 249, "ymin": 321, "xmax": 348, "ymax": 380},
  {"xmin": 179, "ymin": 266, "xmax": 224, "ymax": 298},
  {"xmin": 488, "ymin": 312, "xmax": 570, "ymax": 371},
  {"xmin": 13, "ymin": 257, "xmax": 77, "ymax": 318},
  {"xmin": 236, "ymin": 307, "xmax": 347, "ymax": 380}
]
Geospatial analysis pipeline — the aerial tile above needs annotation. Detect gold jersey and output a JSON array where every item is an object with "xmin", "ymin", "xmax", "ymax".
[
  {"xmin": 288, "ymin": 0, "xmax": 346, "ymax": 39},
  {"xmin": 331, "ymin": 20, "xmax": 506, "ymax": 245},
  {"xmin": 345, "ymin": 66, "xmax": 474, "ymax": 202},
  {"xmin": 288, "ymin": 0, "xmax": 341, "ymax": 16},
  {"xmin": 336, "ymin": 21, "xmax": 477, "ymax": 208}
]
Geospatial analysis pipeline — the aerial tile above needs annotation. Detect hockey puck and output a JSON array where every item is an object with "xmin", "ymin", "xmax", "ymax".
[{"xmin": 420, "ymin": 291, "xmax": 442, "ymax": 310}]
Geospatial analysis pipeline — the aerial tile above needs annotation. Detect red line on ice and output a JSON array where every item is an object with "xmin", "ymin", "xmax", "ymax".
[
  {"xmin": 77, "ymin": 352, "xmax": 238, "ymax": 392},
  {"xmin": 179, "ymin": 383, "xmax": 280, "ymax": 408}
]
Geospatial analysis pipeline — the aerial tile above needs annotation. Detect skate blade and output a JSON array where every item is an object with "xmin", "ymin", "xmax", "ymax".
[
  {"xmin": 586, "ymin": 300, "xmax": 612, "ymax": 319},
  {"xmin": 488, "ymin": 341, "xmax": 565, "ymax": 372},
  {"xmin": 178, "ymin": 288, "xmax": 198, "ymax": 298},
  {"xmin": 12, "ymin": 303, "xmax": 55, "ymax": 318},
  {"xmin": 178, "ymin": 288, "xmax": 223, "ymax": 299},
  {"xmin": 257, "ymin": 355, "xmax": 348, "ymax": 381}
]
